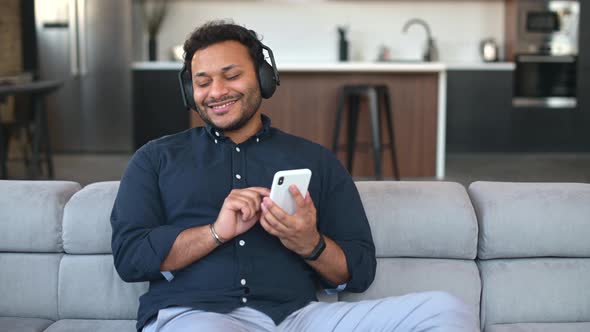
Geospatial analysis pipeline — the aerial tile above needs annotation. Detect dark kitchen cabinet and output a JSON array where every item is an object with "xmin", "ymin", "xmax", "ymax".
[
  {"xmin": 446, "ymin": 70, "xmax": 513, "ymax": 152},
  {"xmin": 576, "ymin": 1, "xmax": 590, "ymax": 148},
  {"xmin": 511, "ymin": 1, "xmax": 590, "ymax": 152},
  {"xmin": 574, "ymin": 65, "xmax": 590, "ymax": 149},
  {"xmin": 133, "ymin": 69, "xmax": 189, "ymax": 150}
]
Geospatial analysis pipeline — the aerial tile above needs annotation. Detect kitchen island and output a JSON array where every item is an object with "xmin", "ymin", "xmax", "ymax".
[
  {"xmin": 133, "ymin": 61, "xmax": 447, "ymax": 178},
  {"xmin": 257, "ymin": 62, "xmax": 446, "ymax": 179}
]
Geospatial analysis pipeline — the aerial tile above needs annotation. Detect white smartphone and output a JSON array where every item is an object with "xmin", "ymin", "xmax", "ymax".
[{"xmin": 269, "ymin": 168, "xmax": 312, "ymax": 215}]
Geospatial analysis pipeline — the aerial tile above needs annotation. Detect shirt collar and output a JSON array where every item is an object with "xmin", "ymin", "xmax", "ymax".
[{"xmin": 205, "ymin": 114, "xmax": 272, "ymax": 142}]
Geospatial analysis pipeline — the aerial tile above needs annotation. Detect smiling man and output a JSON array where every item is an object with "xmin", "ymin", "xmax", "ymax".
[
  {"xmin": 110, "ymin": 21, "xmax": 477, "ymax": 332},
  {"xmin": 191, "ymin": 41, "xmax": 263, "ymax": 137}
]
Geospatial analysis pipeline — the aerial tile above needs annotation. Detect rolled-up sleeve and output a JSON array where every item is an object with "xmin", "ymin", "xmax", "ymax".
[
  {"xmin": 111, "ymin": 143, "xmax": 184, "ymax": 282},
  {"xmin": 317, "ymin": 150, "xmax": 376, "ymax": 293}
]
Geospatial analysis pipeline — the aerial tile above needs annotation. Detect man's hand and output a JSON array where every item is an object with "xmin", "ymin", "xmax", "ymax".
[
  {"xmin": 260, "ymin": 185, "xmax": 320, "ymax": 256},
  {"xmin": 213, "ymin": 187, "xmax": 270, "ymax": 242}
]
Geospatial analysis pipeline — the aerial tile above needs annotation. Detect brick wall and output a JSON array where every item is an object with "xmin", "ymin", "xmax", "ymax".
[
  {"xmin": 0, "ymin": 0, "xmax": 22, "ymax": 76},
  {"xmin": 0, "ymin": 0, "xmax": 22, "ymax": 123}
]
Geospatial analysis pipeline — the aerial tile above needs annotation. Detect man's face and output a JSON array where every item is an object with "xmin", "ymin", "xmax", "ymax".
[{"xmin": 191, "ymin": 40, "xmax": 262, "ymax": 132}]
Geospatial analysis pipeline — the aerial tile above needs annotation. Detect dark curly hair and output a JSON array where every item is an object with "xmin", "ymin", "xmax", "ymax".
[{"xmin": 182, "ymin": 20, "xmax": 263, "ymax": 73}]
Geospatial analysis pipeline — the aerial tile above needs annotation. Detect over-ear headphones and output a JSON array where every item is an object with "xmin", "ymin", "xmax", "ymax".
[{"xmin": 178, "ymin": 33, "xmax": 280, "ymax": 112}]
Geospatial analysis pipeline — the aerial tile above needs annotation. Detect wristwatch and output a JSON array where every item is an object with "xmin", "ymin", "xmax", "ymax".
[{"xmin": 302, "ymin": 234, "xmax": 326, "ymax": 261}]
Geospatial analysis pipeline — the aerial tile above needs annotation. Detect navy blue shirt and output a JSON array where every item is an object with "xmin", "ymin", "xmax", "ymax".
[{"xmin": 111, "ymin": 115, "xmax": 376, "ymax": 331}]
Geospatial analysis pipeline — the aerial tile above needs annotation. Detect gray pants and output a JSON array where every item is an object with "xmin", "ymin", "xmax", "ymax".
[{"xmin": 143, "ymin": 291, "xmax": 479, "ymax": 332}]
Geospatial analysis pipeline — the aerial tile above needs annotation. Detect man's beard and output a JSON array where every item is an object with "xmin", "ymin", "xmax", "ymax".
[{"xmin": 196, "ymin": 86, "xmax": 262, "ymax": 132}]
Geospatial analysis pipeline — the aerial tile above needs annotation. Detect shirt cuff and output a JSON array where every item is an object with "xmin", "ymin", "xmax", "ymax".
[
  {"xmin": 161, "ymin": 271, "xmax": 174, "ymax": 282},
  {"xmin": 323, "ymin": 283, "xmax": 347, "ymax": 295}
]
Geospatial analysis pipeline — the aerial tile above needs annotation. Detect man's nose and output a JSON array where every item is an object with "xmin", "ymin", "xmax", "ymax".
[{"xmin": 209, "ymin": 79, "xmax": 229, "ymax": 99}]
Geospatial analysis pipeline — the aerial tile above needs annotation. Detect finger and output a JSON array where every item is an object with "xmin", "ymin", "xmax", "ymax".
[
  {"xmin": 289, "ymin": 185, "xmax": 306, "ymax": 208},
  {"xmin": 246, "ymin": 187, "xmax": 271, "ymax": 197},
  {"xmin": 263, "ymin": 198, "xmax": 291, "ymax": 230},
  {"xmin": 237, "ymin": 190, "xmax": 265, "ymax": 211},
  {"xmin": 231, "ymin": 196, "xmax": 255, "ymax": 221},
  {"xmin": 233, "ymin": 193, "xmax": 259, "ymax": 218},
  {"xmin": 304, "ymin": 192, "xmax": 316, "ymax": 213},
  {"xmin": 236, "ymin": 188, "xmax": 270, "ymax": 212},
  {"xmin": 230, "ymin": 189, "xmax": 262, "ymax": 217},
  {"xmin": 243, "ymin": 211, "xmax": 261, "ymax": 225},
  {"xmin": 259, "ymin": 214, "xmax": 280, "ymax": 236}
]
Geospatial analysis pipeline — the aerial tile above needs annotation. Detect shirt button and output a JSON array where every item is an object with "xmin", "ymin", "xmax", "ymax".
[
  {"xmin": 242, "ymin": 297, "xmax": 247, "ymax": 304},
  {"xmin": 239, "ymin": 240, "xmax": 245, "ymax": 246},
  {"xmin": 235, "ymin": 147, "xmax": 240, "ymax": 152},
  {"xmin": 256, "ymin": 138, "xmax": 260, "ymax": 143},
  {"xmin": 214, "ymin": 139, "xmax": 218, "ymax": 144},
  {"xmin": 215, "ymin": 131, "xmax": 220, "ymax": 137},
  {"xmin": 235, "ymin": 174, "xmax": 242, "ymax": 180},
  {"xmin": 240, "ymin": 278, "xmax": 246, "ymax": 286}
]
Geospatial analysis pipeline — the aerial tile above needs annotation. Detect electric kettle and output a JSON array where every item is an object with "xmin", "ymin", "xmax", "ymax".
[{"xmin": 480, "ymin": 38, "xmax": 499, "ymax": 62}]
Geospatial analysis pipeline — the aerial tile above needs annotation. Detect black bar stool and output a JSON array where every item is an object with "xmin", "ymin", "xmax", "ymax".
[{"xmin": 332, "ymin": 84, "xmax": 400, "ymax": 180}]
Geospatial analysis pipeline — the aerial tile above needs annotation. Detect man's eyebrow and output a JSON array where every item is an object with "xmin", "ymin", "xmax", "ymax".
[{"xmin": 194, "ymin": 64, "xmax": 240, "ymax": 78}]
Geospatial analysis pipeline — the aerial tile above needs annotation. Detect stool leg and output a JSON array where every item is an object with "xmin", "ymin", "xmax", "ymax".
[
  {"xmin": 29, "ymin": 98, "xmax": 42, "ymax": 179},
  {"xmin": 332, "ymin": 88, "xmax": 347, "ymax": 153},
  {"xmin": 0, "ymin": 125, "xmax": 7, "ymax": 179},
  {"xmin": 368, "ymin": 89, "xmax": 382, "ymax": 180},
  {"xmin": 347, "ymin": 95, "xmax": 360, "ymax": 174},
  {"xmin": 41, "ymin": 104, "xmax": 54, "ymax": 179},
  {"xmin": 382, "ymin": 88, "xmax": 400, "ymax": 180}
]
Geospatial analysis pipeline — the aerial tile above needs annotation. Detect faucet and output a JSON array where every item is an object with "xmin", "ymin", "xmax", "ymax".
[{"xmin": 402, "ymin": 18, "xmax": 438, "ymax": 62}]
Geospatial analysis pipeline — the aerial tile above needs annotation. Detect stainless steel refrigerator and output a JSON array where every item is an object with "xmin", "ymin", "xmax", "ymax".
[{"xmin": 35, "ymin": 0, "xmax": 132, "ymax": 152}]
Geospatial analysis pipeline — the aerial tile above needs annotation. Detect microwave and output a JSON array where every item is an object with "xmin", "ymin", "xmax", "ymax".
[
  {"xmin": 516, "ymin": 0, "xmax": 579, "ymax": 55},
  {"xmin": 526, "ymin": 11, "xmax": 560, "ymax": 33}
]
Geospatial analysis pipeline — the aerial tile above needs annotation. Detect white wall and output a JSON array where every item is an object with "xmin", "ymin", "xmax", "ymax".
[{"xmin": 133, "ymin": 0, "xmax": 505, "ymax": 63}]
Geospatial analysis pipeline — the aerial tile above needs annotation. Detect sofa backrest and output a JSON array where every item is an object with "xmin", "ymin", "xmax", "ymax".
[
  {"xmin": 0, "ymin": 180, "xmax": 148, "ymax": 322},
  {"xmin": 469, "ymin": 181, "xmax": 590, "ymax": 330},
  {"xmin": 60, "ymin": 182, "xmax": 148, "ymax": 320},
  {"xmin": 342, "ymin": 181, "xmax": 481, "ymax": 325},
  {"xmin": 5, "ymin": 179, "xmax": 589, "ymax": 330},
  {"xmin": 0, "ymin": 181, "xmax": 81, "ymax": 321}
]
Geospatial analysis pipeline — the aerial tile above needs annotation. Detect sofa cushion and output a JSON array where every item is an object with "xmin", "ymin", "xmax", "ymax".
[
  {"xmin": 0, "ymin": 253, "xmax": 61, "ymax": 320},
  {"xmin": 58, "ymin": 255, "xmax": 148, "ymax": 320},
  {"xmin": 0, "ymin": 181, "xmax": 80, "ymax": 252},
  {"xmin": 43, "ymin": 319, "xmax": 136, "ymax": 332},
  {"xmin": 339, "ymin": 258, "xmax": 481, "ymax": 325},
  {"xmin": 485, "ymin": 322, "xmax": 590, "ymax": 332},
  {"xmin": 356, "ymin": 181, "xmax": 478, "ymax": 259},
  {"xmin": 469, "ymin": 182, "xmax": 590, "ymax": 259},
  {"xmin": 0, "ymin": 317, "xmax": 54, "ymax": 332},
  {"xmin": 63, "ymin": 182, "xmax": 119, "ymax": 254},
  {"xmin": 479, "ymin": 258, "xmax": 590, "ymax": 328}
]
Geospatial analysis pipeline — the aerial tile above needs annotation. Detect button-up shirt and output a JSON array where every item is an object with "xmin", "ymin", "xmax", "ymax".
[{"xmin": 111, "ymin": 114, "xmax": 376, "ymax": 331}]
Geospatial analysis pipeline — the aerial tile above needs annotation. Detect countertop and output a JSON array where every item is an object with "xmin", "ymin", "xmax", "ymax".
[{"xmin": 132, "ymin": 61, "xmax": 515, "ymax": 72}]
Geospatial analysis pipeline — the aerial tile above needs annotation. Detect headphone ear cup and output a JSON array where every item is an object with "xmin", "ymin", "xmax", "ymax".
[
  {"xmin": 258, "ymin": 61, "xmax": 277, "ymax": 99},
  {"xmin": 179, "ymin": 66, "xmax": 199, "ymax": 111}
]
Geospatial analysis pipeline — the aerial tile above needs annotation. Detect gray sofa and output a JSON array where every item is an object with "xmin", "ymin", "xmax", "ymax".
[{"xmin": 1, "ymin": 180, "xmax": 589, "ymax": 332}]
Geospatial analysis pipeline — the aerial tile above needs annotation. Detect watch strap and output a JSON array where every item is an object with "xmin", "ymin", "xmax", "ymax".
[{"xmin": 302, "ymin": 234, "xmax": 326, "ymax": 261}]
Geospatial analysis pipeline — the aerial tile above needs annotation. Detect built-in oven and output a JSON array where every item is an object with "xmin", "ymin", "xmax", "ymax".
[
  {"xmin": 512, "ymin": 0, "xmax": 579, "ymax": 109},
  {"xmin": 513, "ymin": 54, "xmax": 577, "ymax": 108}
]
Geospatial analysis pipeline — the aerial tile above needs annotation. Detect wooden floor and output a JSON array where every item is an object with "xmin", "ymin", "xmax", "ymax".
[{"xmin": 3, "ymin": 153, "xmax": 589, "ymax": 187}]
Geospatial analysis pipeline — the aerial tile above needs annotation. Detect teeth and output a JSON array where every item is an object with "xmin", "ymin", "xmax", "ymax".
[{"xmin": 212, "ymin": 100, "xmax": 236, "ymax": 109}]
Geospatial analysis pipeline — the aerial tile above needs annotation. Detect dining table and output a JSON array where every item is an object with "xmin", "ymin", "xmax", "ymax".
[{"xmin": 0, "ymin": 80, "xmax": 63, "ymax": 179}]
